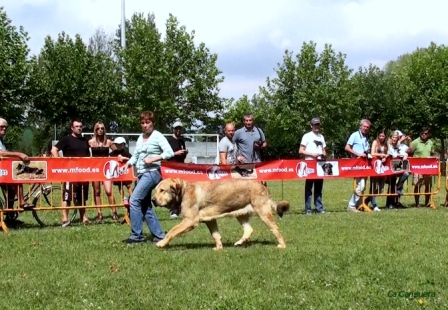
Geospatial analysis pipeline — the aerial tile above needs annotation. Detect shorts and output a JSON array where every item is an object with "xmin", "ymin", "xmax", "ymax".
[
  {"xmin": 412, "ymin": 174, "xmax": 432, "ymax": 186},
  {"xmin": 113, "ymin": 180, "xmax": 132, "ymax": 187},
  {"xmin": 63, "ymin": 182, "xmax": 89, "ymax": 205}
]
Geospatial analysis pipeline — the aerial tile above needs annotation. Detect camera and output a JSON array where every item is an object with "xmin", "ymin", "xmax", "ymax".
[
  {"xmin": 364, "ymin": 151, "xmax": 372, "ymax": 159},
  {"xmin": 253, "ymin": 140, "xmax": 263, "ymax": 149},
  {"xmin": 317, "ymin": 155, "xmax": 326, "ymax": 161}
]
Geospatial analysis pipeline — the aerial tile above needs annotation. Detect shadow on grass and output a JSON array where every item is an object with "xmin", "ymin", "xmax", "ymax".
[{"xmin": 161, "ymin": 239, "xmax": 275, "ymax": 250}]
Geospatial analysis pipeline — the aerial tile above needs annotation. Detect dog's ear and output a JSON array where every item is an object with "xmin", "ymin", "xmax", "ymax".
[
  {"xmin": 169, "ymin": 178, "xmax": 182, "ymax": 196},
  {"xmin": 174, "ymin": 178, "xmax": 184, "ymax": 196}
]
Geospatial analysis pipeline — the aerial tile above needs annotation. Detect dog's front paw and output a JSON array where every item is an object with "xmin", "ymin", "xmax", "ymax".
[
  {"xmin": 277, "ymin": 243, "xmax": 286, "ymax": 249},
  {"xmin": 156, "ymin": 240, "xmax": 168, "ymax": 248},
  {"xmin": 234, "ymin": 240, "xmax": 243, "ymax": 246}
]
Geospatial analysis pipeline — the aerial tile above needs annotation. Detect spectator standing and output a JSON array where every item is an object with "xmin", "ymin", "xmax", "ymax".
[
  {"xmin": 387, "ymin": 130, "xmax": 410, "ymax": 208},
  {"xmin": 109, "ymin": 137, "xmax": 133, "ymax": 207},
  {"xmin": 299, "ymin": 117, "xmax": 326, "ymax": 215},
  {"xmin": 88, "ymin": 121, "xmax": 117, "ymax": 223},
  {"xmin": 166, "ymin": 120, "xmax": 188, "ymax": 218},
  {"xmin": 166, "ymin": 121, "xmax": 188, "ymax": 163},
  {"xmin": 121, "ymin": 111, "xmax": 174, "ymax": 244},
  {"xmin": 233, "ymin": 113, "xmax": 267, "ymax": 164},
  {"xmin": 408, "ymin": 127, "xmax": 435, "ymax": 207},
  {"xmin": 219, "ymin": 123, "xmax": 237, "ymax": 165},
  {"xmin": 345, "ymin": 119, "xmax": 372, "ymax": 212},
  {"xmin": 51, "ymin": 119, "xmax": 91, "ymax": 226},
  {"xmin": 0, "ymin": 117, "xmax": 33, "ymax": 226},
  {"xmin": 368, "ymin": 129, "xmax": 389, "ymax": 211}
]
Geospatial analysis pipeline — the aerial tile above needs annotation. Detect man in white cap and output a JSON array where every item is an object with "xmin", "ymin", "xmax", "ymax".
[
  {"xmin": 299, "ymin": 117, "xmax": 326, "ymax": 215},
  {"xmin": 166, "ymin": 120, "xmax": 188, "ymax": 217}
]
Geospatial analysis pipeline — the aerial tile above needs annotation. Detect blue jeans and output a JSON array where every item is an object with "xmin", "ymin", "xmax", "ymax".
[
  {"xmin": 369, "ymin": 177, "xmax": 385, "ymax": 207},
  {"xmin": 129, "ymin": 170, "xmax": 165, "ymax": 241},
  {"xmin": 305, "ymin": 179, "xmax": 324, "ymax": 212}
]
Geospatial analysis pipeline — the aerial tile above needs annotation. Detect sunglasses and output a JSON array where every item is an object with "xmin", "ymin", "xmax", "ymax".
[
  {"xmin": 96, "ymin": 127, "xmax": 105, "ymax": 131},
  {"xmin": 0, "ymin": 125, "xmax": 7, "ymax": 129},
  {"xmin": 421, "ymin": 132, "xmax": 429, "ymax": 135}
]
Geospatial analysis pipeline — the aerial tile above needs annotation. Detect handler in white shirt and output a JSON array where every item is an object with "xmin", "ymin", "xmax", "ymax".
[{"xmin": 299, "ymin": 117, "xmax": 326, "ymax": 215}]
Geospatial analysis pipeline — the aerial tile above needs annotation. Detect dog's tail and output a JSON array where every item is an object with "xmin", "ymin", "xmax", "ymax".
[{"xmin": 272, "ymin": 200, "xmax": 290, "ymax": 218}]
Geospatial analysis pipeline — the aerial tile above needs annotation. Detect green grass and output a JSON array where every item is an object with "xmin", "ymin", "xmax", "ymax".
[{"xmin": 1, "ymin": 179, "xmax": 448, "ymax": 309}]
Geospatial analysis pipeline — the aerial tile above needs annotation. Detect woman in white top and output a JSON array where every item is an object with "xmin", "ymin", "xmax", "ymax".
[{"xmin": 386, "ymin": 130, "xmax": 410, "ymax": 208}]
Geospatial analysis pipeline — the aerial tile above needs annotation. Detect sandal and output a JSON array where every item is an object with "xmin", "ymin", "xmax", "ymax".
[
  {"xmin": 112, "ymin": 212, "xmax": 119, "ymax": 222},
  {"xmin": 82, "ymin": 220, "xmax": 91, "ymax": 225},
  {"xmin": 96, "ymin": 214, "xmax": 103, "ymax": 224}
]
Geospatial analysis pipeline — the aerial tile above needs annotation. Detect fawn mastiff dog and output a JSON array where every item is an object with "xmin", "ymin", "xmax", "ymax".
[{"xmin": 151, "ymin": 178, "xmax": 289, "ymax": 250}]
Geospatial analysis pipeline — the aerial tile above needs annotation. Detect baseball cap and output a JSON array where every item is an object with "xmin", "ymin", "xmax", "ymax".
[
  {"xmin": 172, "ymin": 121, "xmax": 183, "ymax": 128},
  {"xmin": 112, "ymin": 137, "xmax": 126, "ymax": 145},
  {"xmin": 310, "ymin": 117, "xmax": 321, "ymax": 125}
]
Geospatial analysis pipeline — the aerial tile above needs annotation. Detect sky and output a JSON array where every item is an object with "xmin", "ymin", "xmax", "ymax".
[{"xmin": 3, "ymin": 0, "xmax": 448, "ymax": 99}]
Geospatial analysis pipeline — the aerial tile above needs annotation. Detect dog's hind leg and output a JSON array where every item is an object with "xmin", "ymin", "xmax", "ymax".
[
  {"xmin": 156, "ymin": 219, "xmax": 198, "ymax": 248},
  {"xmin": 234, "ymin": 214, "xmax": 253, "ymax": 247},
  {"xmin": 257, "ymin": 211, "xmax": 286, "ymax": 249},
  {"xmin": 204, "ymin": 220, "xmax": 223, "ymax": 250}
]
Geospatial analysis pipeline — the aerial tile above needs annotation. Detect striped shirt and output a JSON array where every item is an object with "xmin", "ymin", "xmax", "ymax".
[{"xmin": 127, "ymin": 130, "xmax": 174, "ymax": 175}]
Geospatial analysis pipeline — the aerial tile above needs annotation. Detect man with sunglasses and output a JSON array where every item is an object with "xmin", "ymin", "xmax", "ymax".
[
  {"xmin": 0, "ymin": 118, "xmax": 32, "ymax": 226},
  {"xmin": 408, "ymin": 127, "xmax": 435, "ymax": 207}
]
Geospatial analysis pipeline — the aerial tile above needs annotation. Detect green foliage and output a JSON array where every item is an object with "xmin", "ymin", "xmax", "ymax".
[
  {"xmin": 223, "ymin": 95, "xmax": 253, "ymax": 124},
  {"xmin": 28, "ymin": 32, "xmax": 122, "ymax": 133},
  {"xmin": 116, "ymin": 13, "xmax": 224, "ymax": 132},
  {"xmin": 0, "ymin": 7, "xmax": 30, "ymax": 123},
  {"xmin": 405, "ymin": 43, "xmax": 448, "ymax": 138},
  {"xmin": 256, "ymin": 42, "xmax": 356, "ymax": 158}
]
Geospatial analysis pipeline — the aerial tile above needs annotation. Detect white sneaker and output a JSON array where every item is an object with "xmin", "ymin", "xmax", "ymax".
[
  {"xmin": 347, "ymin": 206, "xmax": 359, "ymax": 212},
  {"xmin": 373, "ymin": 206, "xmax": 381, "ymax": 212},
  {"xmin": 123, "ymin": 197, "xmax": 129, "ymax": 207},
  {"xmin": 169, "ymin": 211, "xmax": 179, "ymax": 218}
]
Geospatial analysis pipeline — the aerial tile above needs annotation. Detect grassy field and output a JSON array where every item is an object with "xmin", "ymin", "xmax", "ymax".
[{"xmin": 1, "ymin": 179, "xmax": 448, "ymax": 309}]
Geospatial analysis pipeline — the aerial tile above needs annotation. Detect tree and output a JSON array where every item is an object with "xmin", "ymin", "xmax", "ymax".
[
  {"xmin": 385, "ymin": 43, "xmax": 448, "ymax": 155},
  {"xmin": 115, "ymin": 13, "xmax": 224, "ymax": 132},
  {"xmin": 88, "ymin": 27, "xmax": 114, "ymax": 58},
  {"xmin": 0, "ymin": 7, "xmax": 30, "ymax": 123},
  {"xmin": 258, "ymin": 42, "xmax": 356, "ymax": 158},
  {"xmin": 350, "ymin": 65, "xmax": 403, "ymax": 135},
  {"xmin": 28, "ymin": 32, "xmax": 122, "ymax": 138}
]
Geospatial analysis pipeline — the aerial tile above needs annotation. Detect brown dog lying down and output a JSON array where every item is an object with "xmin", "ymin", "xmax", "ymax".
[{"xmin": 151, "ymin": 178, "xmax": 289, "ymax": 250}]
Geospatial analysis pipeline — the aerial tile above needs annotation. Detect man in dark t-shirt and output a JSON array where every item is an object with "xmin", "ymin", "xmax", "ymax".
[
  {"xmin": 166, "ymin": 121, "xmax": 188, "ymax": 163},
  {"xmin": 166, "ymin": 121, "xmax": 188, "ymax": 217},
  {"xmin": 51, "ymin": 118, "xmax": 90, "ymax": 227}
]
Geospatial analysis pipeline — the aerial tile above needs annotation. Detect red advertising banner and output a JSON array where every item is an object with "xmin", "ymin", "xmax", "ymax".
[
  {"xmin": 161, "ymin": 157, "xmax": 439, "ymax": 181},
  {"xmin": 0, "ymin": 157, "xmax": 134, "ymax": 183},
  {"xmin": 0, "ymin": 157, "xmax": 439, "ymax": 183}
]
